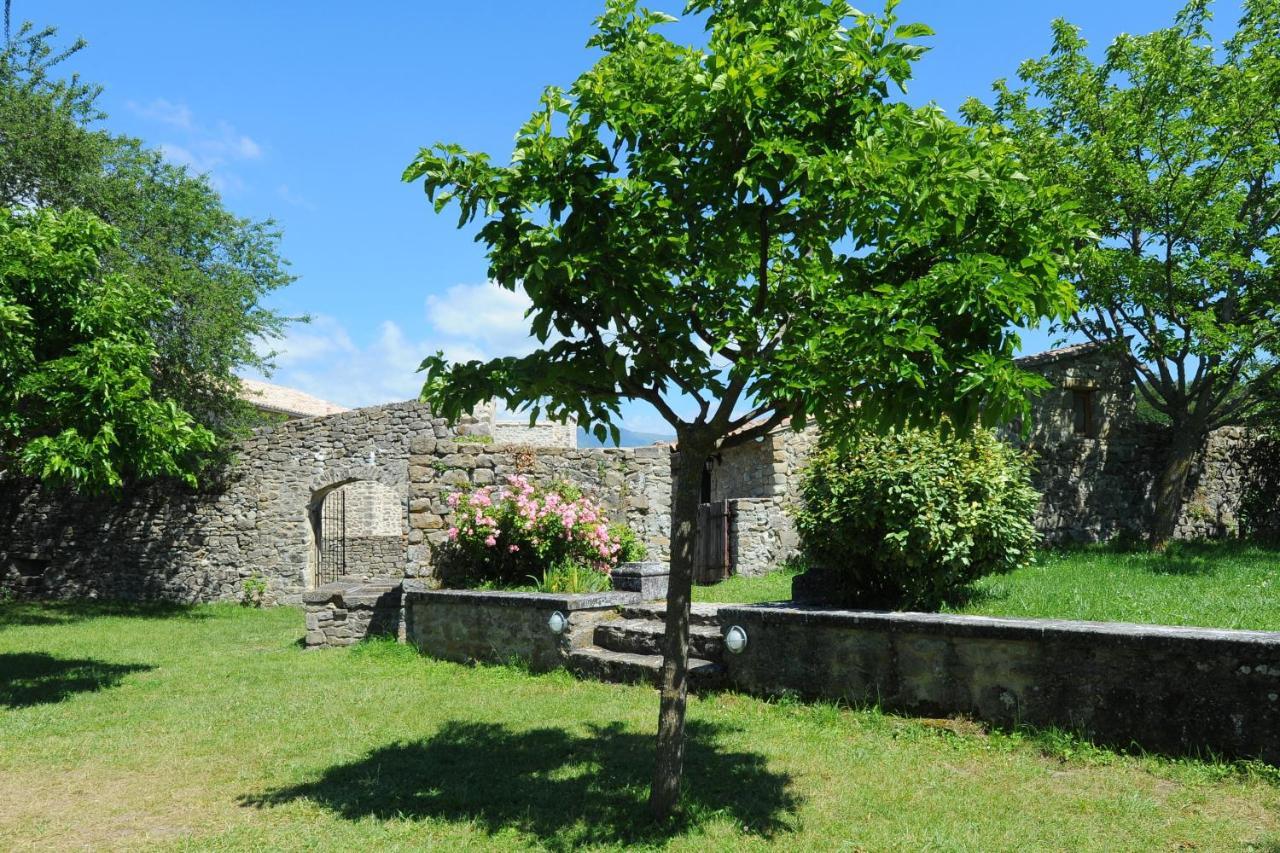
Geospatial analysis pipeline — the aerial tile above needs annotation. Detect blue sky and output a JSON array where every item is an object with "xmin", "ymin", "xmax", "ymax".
[{"xmin": 31, "ymin": 0, "xmax": 1239, "ymax": 433}]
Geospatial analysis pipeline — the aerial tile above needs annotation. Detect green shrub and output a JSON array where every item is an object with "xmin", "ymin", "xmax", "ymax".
[{"xmin": 793, "ymin": 426, "xmax": 1040, "ymax": 610}]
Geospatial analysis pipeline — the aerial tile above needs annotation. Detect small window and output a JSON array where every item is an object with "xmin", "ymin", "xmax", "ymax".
[{"xmin": 1072, "ymin": 389, "xmax": 1096, "ymax": 437}]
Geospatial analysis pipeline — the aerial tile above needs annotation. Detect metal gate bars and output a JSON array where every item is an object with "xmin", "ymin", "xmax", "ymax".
[{"xmin": 314, "ymin": 489, "xmax": 347, "ymax": 586}]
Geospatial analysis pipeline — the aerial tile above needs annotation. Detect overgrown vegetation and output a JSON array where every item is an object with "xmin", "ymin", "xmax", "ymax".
[
  {"xmin": 1, "ymin": 602, "xmax": 1277, "ymax": 849},
  {"xmin": 793, "ymin": 427, "xmax": 1040, "ymax": 609}
]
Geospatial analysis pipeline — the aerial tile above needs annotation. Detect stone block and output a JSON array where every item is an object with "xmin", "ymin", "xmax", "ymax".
[{"xmin": 611, "ymin": 561, "xmax": 669, "ymax": 600}]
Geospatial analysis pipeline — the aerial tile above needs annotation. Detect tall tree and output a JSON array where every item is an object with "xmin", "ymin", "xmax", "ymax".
[
  {"xmin": 963, "ymin": 0, "xmax": 1280, "ymax": 547},
  {"xmin": 405, "ymin": 0, "xmax": 1084, "ymax": 819},
  {"xmin": 1, "ymin": 207, "xmax": 217, "ymax": 490},
  {"xmin": 0, "ymin": 23, "xmax": 293, "ymax": 452}
]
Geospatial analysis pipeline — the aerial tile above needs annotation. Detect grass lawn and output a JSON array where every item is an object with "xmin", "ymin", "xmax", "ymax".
[
  {"xmin": 2, "ymin": 601, "xmax": 1280, "ymax": 850},
  {"xmin": 695, "ymin": 542, "xmax": 1280, "ymax": 632},
  {"xmin": 954, "ymin": 542, "xmax": 1280, "ymax": 631}
]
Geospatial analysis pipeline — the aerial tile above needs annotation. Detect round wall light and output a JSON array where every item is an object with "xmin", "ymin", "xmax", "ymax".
[
  {"xmin": 724, "ymin": 625, "xmax": 748, "ymax": 654},
  {"xmin": 548, "ymin": 610, "xmax": 568, "ymax": 634}
]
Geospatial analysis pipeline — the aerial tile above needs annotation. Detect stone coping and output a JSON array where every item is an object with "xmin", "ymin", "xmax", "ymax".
[
  {"xmin": 717, "ymin": 604, "xmax": 1280, "ymax": 650},
  {"xmin": 402, "ymin": 579, "xmax": 638, "ymax": 611},
  {"xmin": 302, "ymin": 579, "xmax": 401, "ymax": 607},
  {"xmin": 611, "ymin": 561, "xmax": 669, "ymax": 578}
]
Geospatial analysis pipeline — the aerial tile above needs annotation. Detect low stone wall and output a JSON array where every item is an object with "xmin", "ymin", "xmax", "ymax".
[
  {"xmin": 402, "ymin": 581, "xmax": 638, "ymax": 671},
  {"xmin": 718, "ymin": 605, "xmax": 1280, "ymax": 763},
  {"xmin": 303, "ymin": 580, "xmax": 403, "ymax": 648}
]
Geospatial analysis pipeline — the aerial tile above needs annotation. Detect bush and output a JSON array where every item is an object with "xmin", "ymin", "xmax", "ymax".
[
  {"xmin": 793, "ymin": 426, "xmax": 1040, "ymax": 610},
  {"xmin": 436, "ymin": 475, "xmax": 633, "ymax": 589}
]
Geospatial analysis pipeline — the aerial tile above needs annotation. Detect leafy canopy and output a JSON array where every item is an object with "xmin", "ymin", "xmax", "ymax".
[
  {"xmin": 1, "ymin": 23, "xmax": 294, "ymax": 446},
  {"xmin": 0, "ymin": 207, "xmax": 217, "ymax": 490},
  {"xmin": 962, "ymin": 0, "xmax": 1280, "ymax": 434},
  {"xmin": 406, "ymin": 0, "xmax": 1086, "ymax": 447}
]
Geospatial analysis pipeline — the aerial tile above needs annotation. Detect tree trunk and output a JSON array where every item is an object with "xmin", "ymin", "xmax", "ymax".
[
  {"xmin": 648, "ymin": 440, "xmax": 708, "ymax": 821},
  {"xmin": 1149, "ymin": 426, "xmax": 1204, "ymax": 549}
]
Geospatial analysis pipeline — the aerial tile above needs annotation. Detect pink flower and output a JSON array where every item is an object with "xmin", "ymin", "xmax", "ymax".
[
  {"xmin": 508, "ymin": 544, "xmax": 520, "ymax": 553},
  {"xmin": 447, "ymin": 527, "xmax": 459, "ymax": 541},
  {"xmin": 484, "ymin": 535, "xmax": 497, "ymax": 548}
]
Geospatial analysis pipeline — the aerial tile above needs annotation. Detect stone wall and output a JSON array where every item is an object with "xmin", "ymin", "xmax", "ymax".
[
  {"xmin": 303, "ymin": 580, "xmax": 403, "ymax": 648},
  {"xmin": 728, "ymin": 498, "xmax": 795, "ymax": 578},
  {"xmin": 1031, "ymin": 421, "xmax": 1275, "ymax": 544},
  {"xmin": 402, "ymin": 581, "xmax": 635, "ymax": 671},
  {"xmin": 0, "ymin": 401, "xmax": 480, "ymax": 604},
  {"xmin": 343, "ymin": 536, "xmax": 406, "ymax": 578},
  {"xmin": 406, "ymin": 440, "xmax": 674, "ymax": 577},
  {"xmin": 719, "ymin": 604, "xmax": 1280, "ymax": 763},
  {"xmin": 332, "ymin": 480, "xmax": 402, "ymax": 536},
  {"xmin": 711, "ymin": 439, "xmax": 774, "ymax": 501},
  {"xmin": 492, "ymin": 421, "xmax": 578, "ymax": 448}
]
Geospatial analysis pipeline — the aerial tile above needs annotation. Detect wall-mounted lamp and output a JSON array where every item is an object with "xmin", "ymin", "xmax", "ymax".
[
  {"xmin": 547, "ymin": 610, "xmax": 568, "ymax": 634},
  {"xmin": 724, "ymin": 625, "xmax": 748, "ymax": 654}
]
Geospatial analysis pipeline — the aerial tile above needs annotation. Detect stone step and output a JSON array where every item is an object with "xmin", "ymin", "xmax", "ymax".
[
  {"xmin": 567, "ymin": 647, "xmax": 726, "ymax": 689},
  {"xmin": 593, "ymin": 618, "xmax": 724, "ymax": 659},
  {"xmin": 619, "ymin": 602, "xmax": 725, "ymax": 628}
]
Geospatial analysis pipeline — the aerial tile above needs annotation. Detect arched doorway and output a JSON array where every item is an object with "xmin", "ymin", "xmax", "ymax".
[{"xmin": 309, "ymin": 479, "xmax": 405, "ymax": 587}]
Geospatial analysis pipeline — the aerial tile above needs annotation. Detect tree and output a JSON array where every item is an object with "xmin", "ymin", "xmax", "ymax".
[
  {"xmin": 962, "ymin": 0, "xmax": 1280, "ymax": 547},
  {"xmin": 0, "ymin": 23, "xmax": 293, "ymax": 451},
  {"xmin": 405, "ymin": 0, "xmax": 1084, "ymax": 819},
  {"xmin": 0, "ymin": 207, "xmax": 217, "ymax": 490}
]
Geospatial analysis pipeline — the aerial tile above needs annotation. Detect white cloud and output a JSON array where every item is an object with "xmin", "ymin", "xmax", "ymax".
[
  {"xmin": 426, "ymin": 282, "xmax": 534, "ymax": 353},
  {"xmin": 276, "ymin": 183, "xmax": 315, "ymax": 210},
  {"xmin": 127, "ymin": 98, "xmax": 193, "ymax": 129},
  {"xmin": 129, "ymin": 100, "xmax": 263, "ymax": 192},
  {"xmin": 246, "ymin": 284, "xmax": 677, "ymax": 435},
  {"xmin": 249, "ymin": 287, "xmax": 539, "ymax": 409}
]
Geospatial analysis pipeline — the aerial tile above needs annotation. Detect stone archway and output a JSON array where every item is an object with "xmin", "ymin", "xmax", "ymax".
[{"xmin": 307, "ymin": 469, "xmax": 408, "ymax": 587}]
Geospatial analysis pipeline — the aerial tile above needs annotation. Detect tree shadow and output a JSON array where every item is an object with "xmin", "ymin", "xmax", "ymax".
[
  {"xmin": 0, "ymin": 600, "xmax": 210, "ymax": 632},
  {"xmin": 0, "ymin": 652, "xmax": 153, "ymax": 708},
  {"xmin": 241, "ymin": 719, "xmax": 798, "ymax": 848}
]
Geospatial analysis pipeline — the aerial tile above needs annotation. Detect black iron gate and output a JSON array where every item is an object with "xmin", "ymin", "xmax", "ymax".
[
  {"xmin": 694, "ymin": 500, "xmax": 733, "ymax": 585},
  {"xmin": 314, "ymin": 490, "xmax": 347, "ymax": 586}
]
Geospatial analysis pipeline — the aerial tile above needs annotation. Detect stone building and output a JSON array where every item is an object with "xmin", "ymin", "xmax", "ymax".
[{"xmin": 703, "ymin": 340, "xmax": 1278, "ymax": 562}]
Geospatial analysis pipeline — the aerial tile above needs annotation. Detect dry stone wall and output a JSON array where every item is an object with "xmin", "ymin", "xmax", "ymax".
[{"xmin": 1, "ymin": 401, "xmax": 479, "ymax": 604}]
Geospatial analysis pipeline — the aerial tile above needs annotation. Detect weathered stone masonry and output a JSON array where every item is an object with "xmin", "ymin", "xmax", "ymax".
[
  {"xmin": 1, "ymin": 401, "xmax": 482, "ymax": 604},
  {"xmin": 1, "ymin": 402, "xmax": 676, "ymax": 604}
]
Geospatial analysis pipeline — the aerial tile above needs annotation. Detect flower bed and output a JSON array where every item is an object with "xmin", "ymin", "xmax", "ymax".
[{"xmin": 438, "ymin": 475, "xmax": 644, "ymax": 592}]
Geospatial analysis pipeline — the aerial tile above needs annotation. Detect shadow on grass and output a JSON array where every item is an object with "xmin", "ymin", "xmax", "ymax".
[
  {"xmin": 0, "ymin": 652, "xmax": 153, "ymax": 708},
  {"xmin": 0, "ymin": 600, "xmax": 210, "ymax": 631},
  {"xmin": 241, "ymin": 719, "xmax": 798, "ymax": 848}
]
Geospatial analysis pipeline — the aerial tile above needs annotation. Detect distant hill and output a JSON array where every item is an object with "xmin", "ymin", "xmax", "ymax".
[{"xmin": 577, "ymin": 425, "xmax": 674, "ymax": 448}]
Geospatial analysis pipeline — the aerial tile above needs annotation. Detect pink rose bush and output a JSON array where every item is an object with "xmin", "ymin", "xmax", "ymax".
[{"xmin": 438, "ymin": 475, "xmax": 643, "ymax": 590}]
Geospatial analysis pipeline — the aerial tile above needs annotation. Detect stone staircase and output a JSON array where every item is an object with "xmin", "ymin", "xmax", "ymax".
[{"xmin": 568, "ymin": 602, "xmax": 727, "ymax": 688}]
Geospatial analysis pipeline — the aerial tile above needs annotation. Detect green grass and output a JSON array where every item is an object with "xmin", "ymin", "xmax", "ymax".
[
  {"xmin": 693, "ymin": 542, "xmax": 1280, "ymax": 631},
  {"xmin": 691, "ymin": 566, "xmax": 800, "ymax": 604},
  {"xmin": 2, "ymin": 601, "xmax": 1279, "ymax": 850},
  {"xmin": 951, "ymin": 542, "xmax": 1280, "ymax": 631}
]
